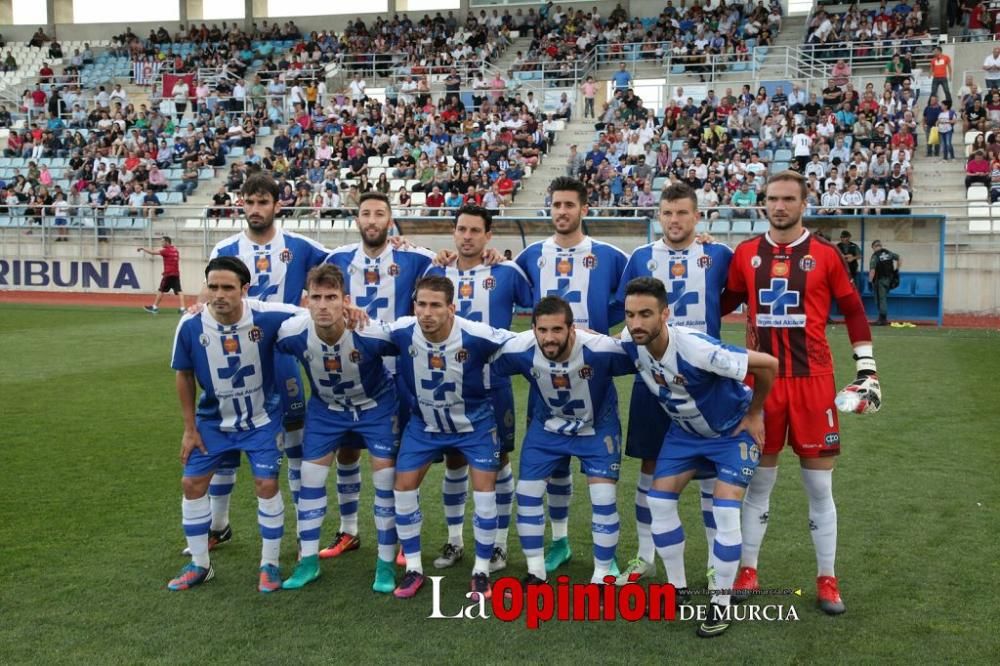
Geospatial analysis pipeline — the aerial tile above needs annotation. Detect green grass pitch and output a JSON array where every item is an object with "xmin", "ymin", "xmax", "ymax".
[{"xmin": 1, "ymin": 303, "xmax": 998, "ymax": 664}]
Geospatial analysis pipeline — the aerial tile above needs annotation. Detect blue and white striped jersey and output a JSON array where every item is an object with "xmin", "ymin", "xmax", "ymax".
[
  {"xmin": 324, "ymin": 243, "xmax": 436, "ymax": 321},
  {"xmin": 359, "ymin": 316, "xmax": 515, "ymax": 434},
  {"xmin": 617, "ymin": 240, "xmax": 733, "ymax": 338},
  {"xmin": 276, "ymin": 313, "xmax": 395, "ymax": 414},
  {"xmin": 490, "ymin": 330, "xmax": 636, "ymax": 436},
  {"xmin": 171, "ymin": 300, "xmax": 300, "ymax": 431},
  {"xmin": 211, "ymin": 230, "xmax": 331, "ymax": 304},
  {"xmin": 620, "ymin": 326, "xmax": 752, "ymax": 438}
]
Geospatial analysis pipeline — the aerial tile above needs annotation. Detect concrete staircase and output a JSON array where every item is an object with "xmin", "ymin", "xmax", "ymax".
[{"xmin": 516, "ymin": 118, "xmax": 594, "ymax": 208}]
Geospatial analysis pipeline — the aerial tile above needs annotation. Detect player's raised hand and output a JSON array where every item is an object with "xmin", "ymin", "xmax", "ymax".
[
  {"xmin": 185, "ymin": 303, "xmax": 205, "ymax": 316},
  {"xmin": 481, "ymin": 248, "xmax": 504, "ymax": 265},
  {"xmin": 180, "ymin": 428, "xmax": 207, "ymax": 465},
  {"xmin": 695, "ymin": 231, "xmax": 716, "ymax": 245},
  {"xmin": 433, "ymin": 248, "xmax": 457, "ymax": 266},
  {"xmin": 389, "ymin": 235, "xmax": 413, "ymax": 250},
  {"xmin": 731, "ymin": 410, "xmax": 765, "ymax": 448},
  {"xmin": 344, "ymin": 304, "xmax": 370, "ymax": 330}
]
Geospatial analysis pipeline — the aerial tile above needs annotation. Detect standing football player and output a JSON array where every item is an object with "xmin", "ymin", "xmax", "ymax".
[
  {"xmin": 424, "ymin": 204, "xmax": 533, "ymax": 573},
  {"xmin": 726, "ymin": 171, "xmax": 882, "ymax": 614},
  {"xmin": 614, "ymin": 183, "xmax": 734, "ymax": 585},
  {"xmin": 169, "ymin": 256, "xmax": 301, "ymax": 592},
  {"xmin": 322, "ymin": 193, "xmax": 436, "ymax": 560},
  {"xmin": 358, "ymin": 276, "xmax": 515, "ymax": 600},
  {"xmin": 276, "ymin": 264, "xmax": 401, "ymax": 593},
  {"xmin": 514, "ymin": 177, "xmax": 629, "ymax": 574},
  {"xmin": 620, "ymin": 276, "xmax": 778, "ymax": 637},
  {"xmin": 490, "ymin": 296, "xmax": 636, "ymax": 587}
]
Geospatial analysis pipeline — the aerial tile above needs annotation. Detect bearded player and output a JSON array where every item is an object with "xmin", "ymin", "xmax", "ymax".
[{"xmin": 726, "ymin": 171, "xmax": 882, "ymax": 614}]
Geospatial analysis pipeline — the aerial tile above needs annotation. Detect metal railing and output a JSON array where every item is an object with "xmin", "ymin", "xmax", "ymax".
[{"xmin": 799, "ymin": 37, "xmax": 938, "ymax": 68}]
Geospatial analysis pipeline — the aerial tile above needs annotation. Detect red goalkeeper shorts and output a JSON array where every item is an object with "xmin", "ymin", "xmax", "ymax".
[{"xmin": 762, "ymin": 375, "xmax": 841, "ymax": 458}]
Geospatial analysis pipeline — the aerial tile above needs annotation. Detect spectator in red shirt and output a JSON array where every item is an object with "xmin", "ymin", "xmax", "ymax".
[
  {"xmin": 965, "ymin": 150, "xmax": 991, "ymax": 188},
  {"xmin": 890, "ymin": 129, "xmax": 915, "ymax": 151},
  {"xmin": 424, "ymin": 185, "xmax": 445, "ymax": 216},
  {"xmin": 30, "ymin": 84, "xmax": 47, "ymax": 110},
  {"xmin": 495, "ymin": 170, "xmax": 516, "ymax": 204},
  {"xmin": 138, "ymin": 236, "xmax": 186, "ymax": 313},
  {"xmin": 38, "ymin": 62, "xmax": 54, "ymax": 84}
]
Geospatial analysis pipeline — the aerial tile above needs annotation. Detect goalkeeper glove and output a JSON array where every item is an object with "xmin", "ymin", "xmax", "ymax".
[{"xmin": 835, "ymin": 352, "xmax": 881, "ymax": 414}]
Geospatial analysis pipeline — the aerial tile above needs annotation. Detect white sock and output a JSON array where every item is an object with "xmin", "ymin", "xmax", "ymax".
[
  {"xmin": 547, "ymin": 470, "xmax": 572, "ymax": 540},
  {"xmin": 336, "ymin": 460, "xmax": 361, "ymax": 536},
  {"xmin": 284, "ymin": 429, "xmax": 304, "ymax": 509},
  {"xmin": 589, "ymin": 483, "xmax": 619, "ymax": 583},
  {"xmin": 709, "ymin": 498, "xmax": 743, "ymax": 606},
  {"xmin": 182, "ymin": 494, "xmax": 211, "ymax": 568},
  {"xmin": 394, "ymin": 489, "xmax": 423, "ymax": 573},
  {"xmin": 208, "ymin": 468, "xmax": 236, "ymax": 532},
  {"xmin": 495, "ymin": 463, "xmax": 514, "ymax": 549},
  {"xmin": 740, "ymin": 466, "xmax": 778, "ymax": 569},
  {"xmin": 297, "ymin": 461, "xmax": 329, "ymax": 558},
  {"xmin": 699, "ymin": 477, "xmax": 718, "ymax": 570},
  {"xmin": 648, "ymin": 489, "xmax": 686, "ymax": 588},
  {"xmin": 257, "ymin": 493, "xmax": 284, "ymax": 567},
  {"xmin": 515, "ymin": 479, "xmax": 547, "ymax": 580},
  {"xmin": 472, "ymin": 490, "xmax": 497, "ymax": 575},
  {"xmin": 801, "ymin": 468, "xmax": 837, "ymax": 577},
  {"xmin": 372, "ymin": 467, "xmax": 397, "ymax": 563},
  {"xmin": 635, "ymin": 472, "xmax": 654, "ymax": 563},
  {"xmin": 442, "ymin": 465, "xmax": 468, "ymax": 546}
]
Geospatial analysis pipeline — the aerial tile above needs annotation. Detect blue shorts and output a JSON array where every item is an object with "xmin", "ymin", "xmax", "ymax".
[
  {"xmin": 184, "ymin": 420, "xmax": 283, "ymax": 480},
  {"xmin": 625, "ymin": 378, "xmax": 670, "ymax": 460},
  {"xmin": 519, "ymin": 418, "xmax": 622, "ymax": 482},
  {"xmin": 274, "ymin": 350, "xmax": 305, "ymax": 429},
  {"xmin": 654, "ymin": 427, "xmax": 760, "ymax": 488},
  {"xmin": 302, "ymin": 395, "xmax": 400, "ymax": 461},
  {"xmin": 341, "ymin": 373, "xmax": 410, "ymax": 450},
  {"xmin": 397, "ymin": 420, "xmax": 501, "ymax": 473}
]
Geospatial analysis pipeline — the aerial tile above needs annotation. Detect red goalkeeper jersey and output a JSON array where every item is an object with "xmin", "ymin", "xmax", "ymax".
[{"xmin": 727, "ymin": 230, "xmax": 857, "ymax": 378}]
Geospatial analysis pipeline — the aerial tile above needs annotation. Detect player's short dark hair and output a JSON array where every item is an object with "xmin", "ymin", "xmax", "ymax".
[
  {"xmin": 660, "ymin": 182, "xmax": 698, "ymax": 210},
  {"xmin": 454, "ymin": 203, "xmax": 493, "ymax": 232},
  {"xmin": 766, "ymin": 170, "xmax": 808, "ymax": 201},
  {"xmin": 306, "ymin": 264, "xmax": 344, "ymax": 293},
  {"xmin": 625, "ymin": 277, "xmax": 668, "ymax": 309},
  {"xmin": 205, "ymin": 256, "xmax": 251, "ymax": 286},
  {"xmin": 532, "ymin": 296, "xmax": 574, "ymax": 326},
  {"xmin": 414, "ymin": 275, "xmax": 454, "ymax": 304},
  {"xmin": 359, "ymin": 191, "xmax": 392, "ymax": 213},
  {"xmin": 240, "ymin": 172, "xmax": 279, "ymax": 201},
  {"xmin": 549, "ymin": 176, "xmax": 589, "ymax": 205},
  {"xmin": 162, "ymin": 235, "xmax": 172, "ymax": 244}
]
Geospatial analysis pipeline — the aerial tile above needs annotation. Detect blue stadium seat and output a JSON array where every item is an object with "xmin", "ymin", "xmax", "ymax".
[
  {"xmin": 731, "ymin": 219, "xmax": 753, "ymax": 234},
  {"xmin": 752, "ymin": 219, "xmax": 769, "ymax": 234},
  {"xmin": 710, "ymin": 219, "xmax": 730, "ymax": 234},
  {"xmin": 695, "ymin": 221, "xmax": 708, "ymax": 233},
  {"xmin": 913, "ymin": 276, "xmax": 938, "ymax": 296},
  {"xmin": 895, "ymin": 276, "xmax": 916, "ymax": 295},
  {"xmin": 774, "ymin": 149, "xmax": 792, "ymax": 162},
  {"xmin": 165, "ymin": 192, "xmax": 184, "ymax": 205},
  {"xmin": 671, "ymin": 64, "xmax": 686, "ymax": 74}
]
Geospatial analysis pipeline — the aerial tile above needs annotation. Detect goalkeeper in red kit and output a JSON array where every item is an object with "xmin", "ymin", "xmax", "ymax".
[{"xmin": 722, "ymin": 171, "xmax": 881, "ymax": 615}]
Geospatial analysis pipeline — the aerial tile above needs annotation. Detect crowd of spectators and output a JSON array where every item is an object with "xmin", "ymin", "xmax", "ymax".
[{"xmin": 805, "ymin": 0, "xmax": 933, "ymax": 60}]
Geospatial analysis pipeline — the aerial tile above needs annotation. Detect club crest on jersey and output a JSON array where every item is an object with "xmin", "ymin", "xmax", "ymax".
[
  {"xmin": 646, "ymin": 259, "xmax": 658, "ymax": 272},
  {"xmin": 556, "ymin": 257, "xmax": 573, "ymax": 275},
  {"xmin": 248, "ymin": 326, "xmax": 263, "ymax": 343},
  {"xmin": 672, "ymin": 374, "xmax": 687, "ymax": 386},
  {"xmin": 429, "ymin": 354, "xmax": 446, "ymax": 370},
  {"xmin": 799, "ymin": 255, "xmax": 816, "ymax": 272},
  {"xmin": 279, "ymin": 248, "xmax": 293, "ymax": 264},
  {"xmin": 530, "ymin": 368, "xmax": 542, "ymax": 379},
  {"xmin": 772, "ymin": 262, "xmax": 789, "ymax": 277},
  {"xmin": 364, "ymin": 268, "xmax": 380, "ymax": 285},
  {"xmin": 222, "ymin": 335, "xmax": 241, "ymax": 354},
  {"xmin": 408, "ymin": 346, "xmax": 418, "ymax": 357},
  {"xmin": 670, "ymin": 261, "xmax": 687, "ymax": 278},
  {"xmin": 459, "ymin": 280, "xmax": 475, "ymax": 299},
  {"xmin": 455, "ymin": 348, "xmax": 469, "ymax": 363},
  {"xmin": 350, "ymin": 350, "xmax": 361, "ymax": 363},
  {"xmin": 582, "ymin": 254, "xmax": 597, "ymax": 269},
  {"xmin": 482, "ymin": 276, "xmax": 496, "ymax": 290},
  {"xmin": 387, "ymin": 263, "xmax": 400, "ymax": 277},
  {"xmin": 537, "ymin": 256, "xmax": 546, "ymax": 268},
  {"xmin": 255, "ymin": 255, "xmax": 271, "ymax": 272},
  {"xmin": 578, "ymin": 365, "xmax": 594, "ymax": 380},
  {"xmin": 199, "ymin": 334, "xmax": 210, "ymax": 347},
  {"xmin": 751, "ymin": 256, "xmax": 762, "ymax": 268},
  {"xmin": 324, "ymin": 356, "xmax": 341, "ymax": 372},
  {"xmin": 551, "ymin": 373, "xmax": 570, "ymax": 389},
  {"xmin": 697, "ymin": 255, "xmax": 712, "ymax": 269},
  {"xmin": 652, "ymin": 370, "xmax": 668, "ymax": 386}
]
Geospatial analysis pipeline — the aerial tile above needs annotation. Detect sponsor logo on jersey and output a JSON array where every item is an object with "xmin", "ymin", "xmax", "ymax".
[
  {"xmin": 388, "ymin": 263, "xmax": 400, "ymax": 277},
  {"xmin": 222, "ymin": 335, "xmax": 241, "ymax": 354},
  {"xmin": 824, "ymin": 432, "xmax": 840, "ymax": 446},
  {"xmin": 459, "ymin": 280, "xmax": 475, "ymax": 299},
  {"xmin": 799, "ymin": 254, "xmax": 816, "ymax": 272},
  {"xmin": 652, "ymin": 370, "xmax": 668, "ymax": 386},
  {"xmin": 578, "ymin": 365, "xmax": 594, "ymax": 380},
  {"xmin": 350, "ymin": 350, "xmax": 361, "ymax": 363},
  {"xmin": 751, "ymin": 255, "xmax": 762, "ymax": 268},
  {"xmin": 551, "ymin": 373, "xmax": 570, "ymax": 389},
  {"xmin": 582, "ymin": 254, "xmax": 597, "ymax": 269},
  {"xmin": 199, "ymin": 334, "xmax": 210, "ymax": 347},
  {"xmin": 454, "ymin": 348, "xmax": 469, "ymax": 363},
  {"xmin": 248, "ymin": 326, "xmax": 263, "ymax": 343},
  {"xmin": 670, "ymin": 261, "xmax": 686, "ymax": 278},
  {"xmin": 772, "ymin": 262, "xmax": 789, "ymax": 277},
  {"xmin": 697, "ymin": 255, "xmax": 712, "ymax": 269},
  {"xmin": 430, "ymin": 353, "xmax": 446, "ymax": 369},
  {"xmin": 255, "ymin": 255, "xmax": 270, "ymax": 272},
  {"xmin": 482, "ymin": 276, "xmax": 497, "ymax": 290},
  {"xmin": 364, "ymin": 268, "xmax": 379, "ymax": 285},
  {"xmin": 557, "ymin": 257, "xmax": 573, "ymax": 275},
  {"xmin": 279, "ymin": 248, "xmax": 293, "ymax": 264},
  {"xmin": 324, "ymin": 356, "xmax": 341, "ymax": 372}
]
